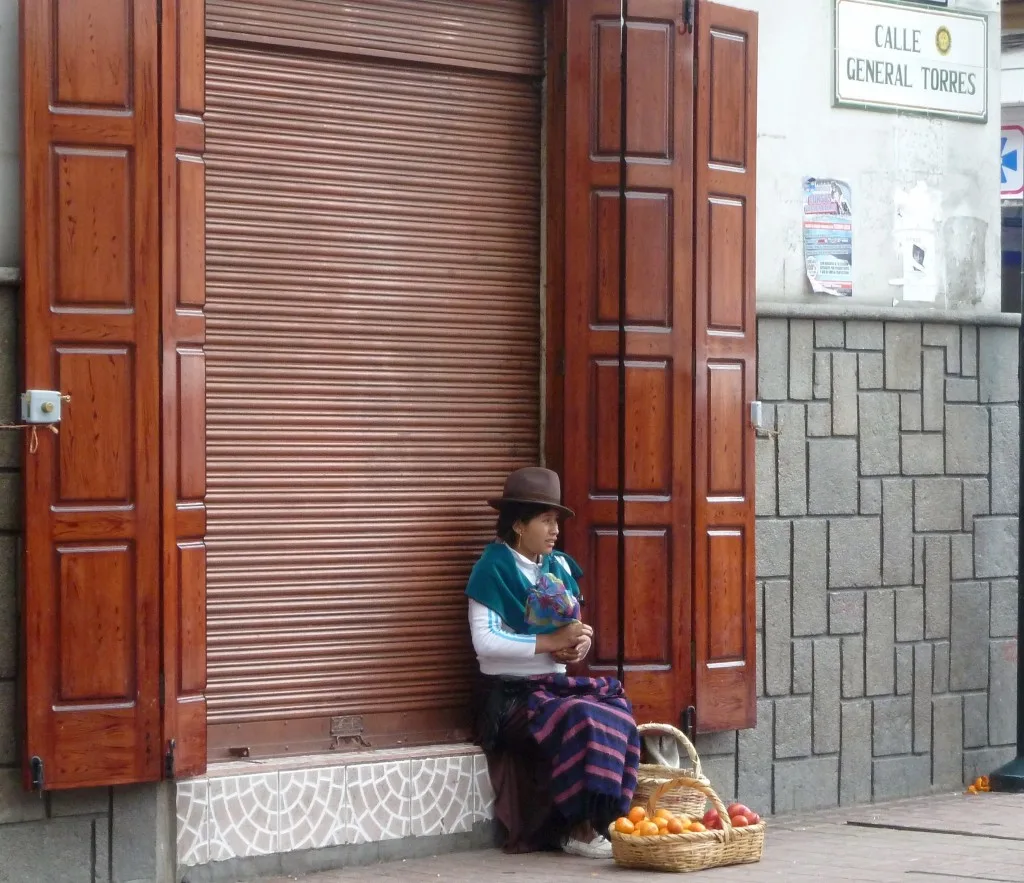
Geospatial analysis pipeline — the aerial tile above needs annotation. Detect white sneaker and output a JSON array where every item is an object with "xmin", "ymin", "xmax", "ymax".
[{"xmin": 561, "ymin": 834, "xmax": 613, "ymax": 859}]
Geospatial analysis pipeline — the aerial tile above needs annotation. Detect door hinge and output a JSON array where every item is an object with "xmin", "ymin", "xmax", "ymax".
[
  {"xmin": 681, "ymin": 705, "xmax": 696, "ymax": 742},
  {"xmin": 164, "ymin": 739, "xmax": 176, "ymax": 779},
  {"xmin": 30, "ymin": 756, "xmax": 44, "ymax": 793},
  {"xmin": 683, "ymin": 0, "xmax": 695, "ymax": 34}
]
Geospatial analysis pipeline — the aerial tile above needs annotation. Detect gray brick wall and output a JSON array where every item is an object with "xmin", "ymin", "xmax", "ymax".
[
  {"xmin": 696, "ymin": 314, "xmax": 1020, "ymax": 816},
  {"xmin": 0, "ymin": 280, "xmax": 19, "ymax": 775}
]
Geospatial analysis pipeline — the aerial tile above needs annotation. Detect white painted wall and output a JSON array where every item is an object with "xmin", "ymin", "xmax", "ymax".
[
  {"xmin": 728, "ymin": 0, "xmax": 1002, "ymax": 310},
  {"xmin": 1001, "ymin": 45, "xmax": 1024, "ymax": 105},
  {"xmin": 0, "ymin": 1, "xmax": 1003, "ymax": 309},
  {"xmin": 0, "ymin": 1, "xmax": 19, "ymax": 268}
]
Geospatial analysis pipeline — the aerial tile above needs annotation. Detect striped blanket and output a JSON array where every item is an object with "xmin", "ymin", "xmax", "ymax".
[{"xmin": 526, "ymin": 675, "xmax": 640, "ymax": 828}]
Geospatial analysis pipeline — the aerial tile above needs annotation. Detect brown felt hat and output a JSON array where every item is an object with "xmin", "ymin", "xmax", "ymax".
[{"xmin": 487, "ymin": 467, "xmax": 575, "ymax": 518}]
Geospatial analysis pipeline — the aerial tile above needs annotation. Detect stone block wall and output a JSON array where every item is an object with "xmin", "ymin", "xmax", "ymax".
[
  {"xmin": 693, "ymin": 311, "xmax": 1020, "ymax": 816},
  {"xmin": 0, "ymin": 276, "xmax": 22, "ymax": 804}
]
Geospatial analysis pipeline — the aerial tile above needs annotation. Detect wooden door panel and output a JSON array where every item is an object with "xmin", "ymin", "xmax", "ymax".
[
  {"xmin": 55, "ymin": 348, "xmax": 136, "ymax": 502},
  {"xmin": 623, "ymin": 23, "xmax": 673, "ymax": 159},
  {"xmin": 706, "ymin": 362, "xmax": 746, "ymax": 494},
  {"xmin": 593, "ymin": 18, "xmax": 625, "ymax": 158},
  {"xmin": 707, "ymin": 200, "xmax": 747, "ymax": 331},
  {"xmin": 588, "ymin": 358, "xmax": 673, "ymax": 494},
  {"xmin": 57, "ymin": 544, "xmax": 136, "ymax": 701},
  {"xmin": 160, "ymin": 0, "xmax": 208, "ymax": 779},
  {"xmin": 624, "ymin": 195, "xmax": 673, "ymax": 325},
  {"xmin": 53, "ymin": 0, "xmax": 134, "ymax": 107},
  {"xmin": 22, "ymin": 0, "xmax": 162, "ymax": 789},
  {"xmin": 563, "ymin": 0, "xmax": 694, "ymax": 727},
  {"xmin": 590, "ymin": 528, "xmax": 672, "ymax": 666},
  {"xmin": 692, "ymin": 0, "xmax": 758, "ymax": 733},
  {"xmin": 592, "ymin": 193, "xmax": 676, "ymax": 329},
  {"xmin": 54, "ymin": 149, "xmax": 134, "ymax": 306}
]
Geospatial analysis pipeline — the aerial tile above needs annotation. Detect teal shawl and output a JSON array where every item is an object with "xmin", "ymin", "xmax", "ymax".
[{"xmin": 465, "ymin": 542, "xmax": 583, "ymax": 635}]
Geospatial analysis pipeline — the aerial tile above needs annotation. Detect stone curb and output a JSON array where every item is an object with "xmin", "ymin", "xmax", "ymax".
[{"xmin": 757, "ymin": 300, "xmax": 1021, "ymax": 327}]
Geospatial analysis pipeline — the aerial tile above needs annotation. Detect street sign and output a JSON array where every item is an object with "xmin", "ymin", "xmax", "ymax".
[
  {"xmin": 834, "ymin": 0, "xmax": 988, "ymax": 122},
  {"xmin": 1002, "ymin": 125, "xmax": 1024, "ymax": 198}
]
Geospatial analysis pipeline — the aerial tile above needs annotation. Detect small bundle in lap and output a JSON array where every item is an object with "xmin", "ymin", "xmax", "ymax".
[
  {"xmin": 527, "ymin": 674, "xmax": 641, "ymax": 831},
  {"xmin": 524, "ymin": 571, "xmax": 580, "ymax": 629}
]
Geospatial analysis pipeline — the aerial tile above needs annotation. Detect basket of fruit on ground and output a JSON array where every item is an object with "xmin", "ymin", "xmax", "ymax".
[
  {"xmin": 608, "ymin": 775, "xmax": 765, "ymax": 873},
  {"xmin": 634, "ymin": 723, "xmax": 710, "ymax": 818}
]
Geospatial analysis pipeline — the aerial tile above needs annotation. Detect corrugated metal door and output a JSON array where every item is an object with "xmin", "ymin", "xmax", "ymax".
[{"xmin": 204, "ymin": 0, "xmax": 544, "ymax": 757}]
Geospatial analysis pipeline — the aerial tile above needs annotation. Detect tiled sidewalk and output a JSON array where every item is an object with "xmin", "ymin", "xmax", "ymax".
[{"xmin": 250, "ymin": 790, "xmax": 1024, "ymax": 883}]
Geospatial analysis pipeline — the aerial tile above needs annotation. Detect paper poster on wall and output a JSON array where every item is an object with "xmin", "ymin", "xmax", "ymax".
[
  {"xmin": 891, "ymin": 182, "xmax": 940, "ymax": 303},
  {"xmin": 802, "ymin": 177, "xmax": 853, "ymax": 297}
]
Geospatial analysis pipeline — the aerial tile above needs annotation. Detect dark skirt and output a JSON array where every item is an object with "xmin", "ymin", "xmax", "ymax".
[
  {"xmin": 471, "ymin": 673, "xmax": 640, "ymax": 853},
  {"xmin": 472, "ymin": 674, "xmax": 570, "ymax": 853}
]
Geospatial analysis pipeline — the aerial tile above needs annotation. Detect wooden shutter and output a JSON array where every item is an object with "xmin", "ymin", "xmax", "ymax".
[
  {"xmin": 203, "ymin": 0, "xmax": 543, "ymax": 756},
  {"xmin": 160, "ymin": 0, "xmax": 208, "ymax": 779},
  {"xmin": 561, "ymin": 0, "xmax": 696, "ymax": 726},
  {"xmin": 692, "ymin": 0, "xmax": 758, "ymax": 733},
  {"xmin": 21, "ymin": 0, "xmax": 163, "ymax": 789}
]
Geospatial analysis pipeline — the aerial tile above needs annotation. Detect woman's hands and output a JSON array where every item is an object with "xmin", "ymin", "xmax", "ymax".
[
  {"xmin": 553, "ymin": 632, "xmax": 592, "ymax": 664},
  {"xmin": 534, "ymin": 619, "xmax": 593, "ymax": 658},
  {"xmin": 553, "ymin": 620, "xmax": 593, "ymax": 664}
]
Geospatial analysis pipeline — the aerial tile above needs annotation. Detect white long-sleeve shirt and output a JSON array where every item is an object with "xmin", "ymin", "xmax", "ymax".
[{"xmin": 467, "ymin": 546, "xmax": 566, "ymax": 677}]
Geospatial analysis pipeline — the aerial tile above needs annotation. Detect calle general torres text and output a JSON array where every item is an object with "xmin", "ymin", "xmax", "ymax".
[{"xmin": 846, "ymin": 25, "xmax": 976, "ymax": 95}]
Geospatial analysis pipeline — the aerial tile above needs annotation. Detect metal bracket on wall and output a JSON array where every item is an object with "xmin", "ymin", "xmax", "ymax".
[
  {"xmin": 752, "ymin": 402, "xmax": 781, "ymax": 439},
  {"xmin": 330, "ymin": 715, "xmax": 371, "ymax": 750}
]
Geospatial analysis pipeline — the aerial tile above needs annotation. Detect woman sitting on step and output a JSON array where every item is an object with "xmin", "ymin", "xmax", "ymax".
[{"xmin": 466, "ymin": 467, "xmax": 641, "ymax": 860}]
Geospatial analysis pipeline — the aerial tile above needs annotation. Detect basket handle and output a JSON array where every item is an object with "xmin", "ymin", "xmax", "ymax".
[
  {"xmin": 637, "ymin": 722, "xmax": 704, "ymax": 779},
  {"xmin": 645, "ymin": 775, "xmax": 735, "ymax": 842}
]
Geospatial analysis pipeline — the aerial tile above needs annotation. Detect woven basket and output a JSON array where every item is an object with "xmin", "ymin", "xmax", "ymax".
[
  {"xmin": 633, "ymin": 723, "xmax": 709, "ymax": 818},
  {"xmin": 609, "ymin": 775, "xmax": 766, "ymax": 873}
]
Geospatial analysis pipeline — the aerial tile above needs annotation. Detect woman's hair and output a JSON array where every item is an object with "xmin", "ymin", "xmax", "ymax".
[{"xmin": 495, "ymin": 502, "xmax": 554, "ymax": 545}]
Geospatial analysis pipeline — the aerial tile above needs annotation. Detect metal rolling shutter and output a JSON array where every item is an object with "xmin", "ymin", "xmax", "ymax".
[{"xmin": 204, "ymin": 0, "xmax": 543, "ymax": 757}]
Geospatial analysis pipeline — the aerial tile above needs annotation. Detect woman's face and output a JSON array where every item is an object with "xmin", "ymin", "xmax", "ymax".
[{"xmin": 515, "ymin": 509, "xmax": 560, "ymax": 560}]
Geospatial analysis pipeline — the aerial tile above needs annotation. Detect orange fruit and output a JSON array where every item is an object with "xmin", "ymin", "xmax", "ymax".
[
  {"xmin": 637, "ymin": 820, "xmax": 661, "ymax": 837},
  {"xmin": 654, "ymin": 809, "xmax": 675, "ymax": 821},
  {"xmin": 687, "ymin": 821, "xmax": 707, "ymax": 833},
  {"xmin": 666, "ymin": 818, "xmax": 685, "ymax": 834},
  {"xmin": 614, "ymin": 817, "xmax": 635, "ymax": 835},
  {"xmin": 627, "ymin": 806, "xmax": 647, "ymax": 825},
  {"xmin": 654, "ymin": 817, "xmax": 669, "ymax": 830}
]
